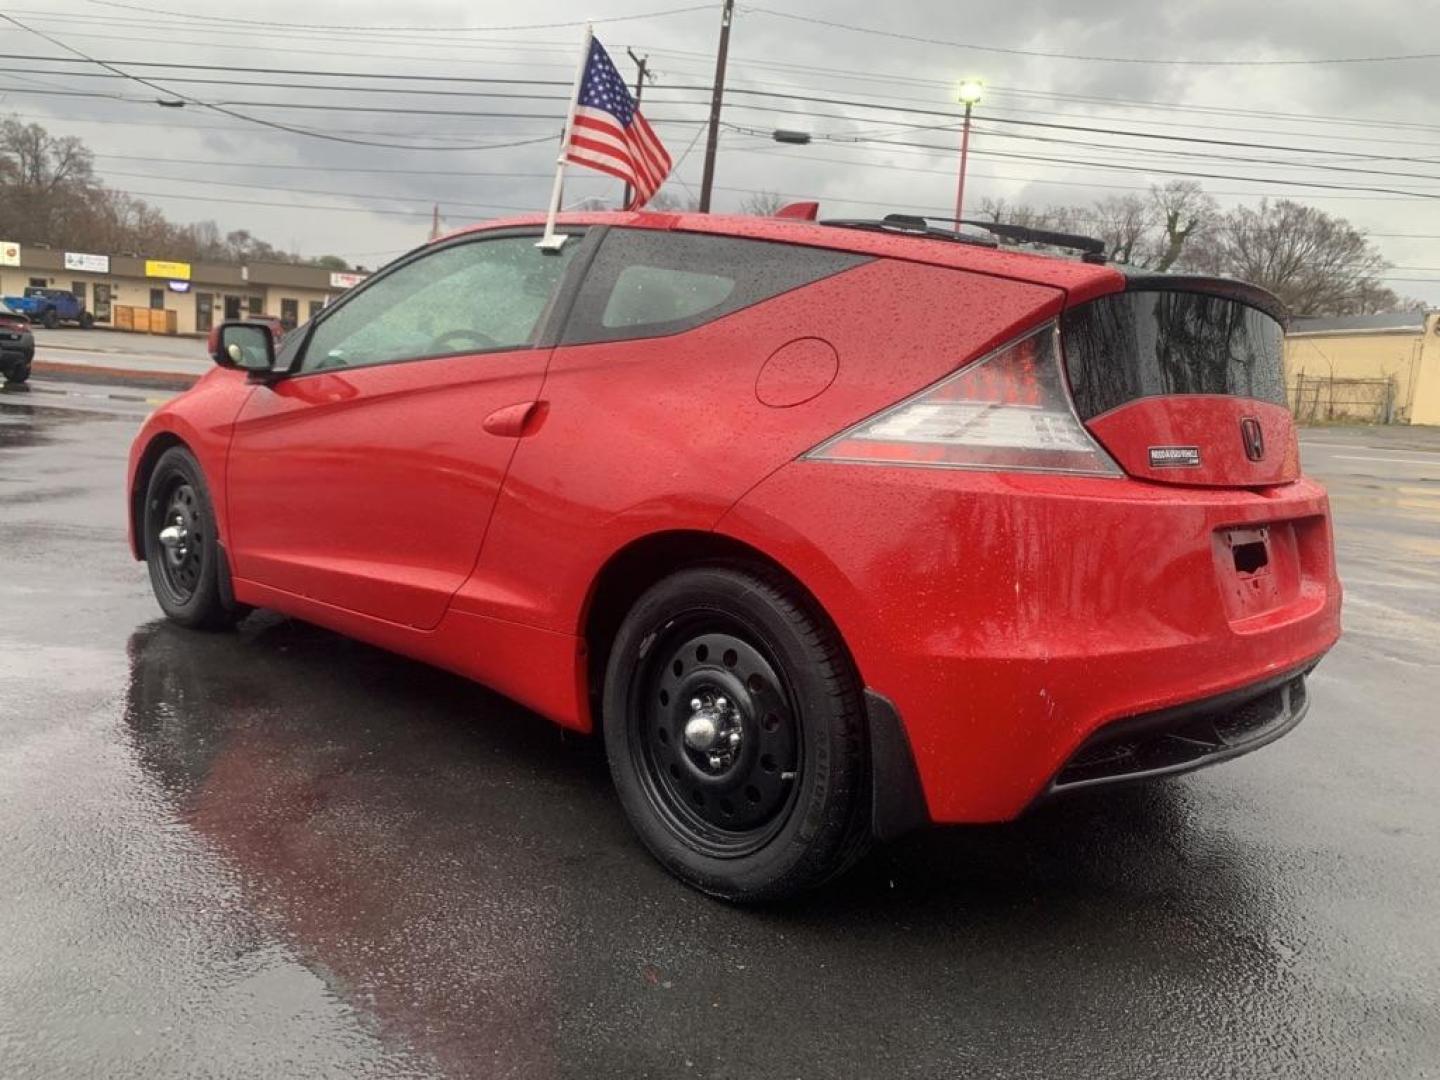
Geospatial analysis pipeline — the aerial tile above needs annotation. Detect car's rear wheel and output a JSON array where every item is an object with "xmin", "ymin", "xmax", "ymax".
[
  {"xmin": 143, "ymin": 447, "xmax": 244, "ymax": 630},
  {"xmin": 79, "ymin": 312, "xmax": 94, "ymax": 329},
  {"xmin": 604, "ymin": 565, "xmax": 870, "ymax": 901},
  {"xmin": 1, "ymin": 359, "xmax": 28, "ymax": 384}
]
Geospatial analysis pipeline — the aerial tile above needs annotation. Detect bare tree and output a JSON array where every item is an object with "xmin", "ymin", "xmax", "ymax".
[
  {"xmin": 739, "ymin": 190, "xmax": 786, "ymax": 216},
  {"xmin": 1189, "ymin": 199, "xmax": 1396, "ymax": 316},
  {"xmin": 1149, "ymin": 181, "xmax": 1217, "ymax": 271},
  {"xmin": 0, "ymin": 115, "xmax": 308, "ymax": 263},
  {"xmin": 1089, "ymin": 194, "xmax": 1154, "ymax": 265},
  {"xmin": 645, "ymin": 188, "xmax": 700, "ymax": 212}
]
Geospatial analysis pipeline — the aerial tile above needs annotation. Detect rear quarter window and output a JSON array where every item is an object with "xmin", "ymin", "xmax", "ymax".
[{"xmin": 561, "ymin": 230, "xmax": 868, "ymax": 345}]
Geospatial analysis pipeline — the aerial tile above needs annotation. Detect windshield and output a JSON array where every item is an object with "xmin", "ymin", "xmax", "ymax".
[{"xmin": 1061, "ymin": 289, "xmax": 1287, "ymax": 420}]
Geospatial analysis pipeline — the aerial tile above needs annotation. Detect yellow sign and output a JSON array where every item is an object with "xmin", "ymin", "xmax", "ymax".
[{"xmin": 145, "ymin": 259, "xmax": 191, "ymax": 280}]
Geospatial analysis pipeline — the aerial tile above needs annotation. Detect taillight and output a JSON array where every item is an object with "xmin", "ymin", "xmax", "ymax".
[{"xmin": 806, "ymin": 322, "xmax": 1121, "ymax": 475}]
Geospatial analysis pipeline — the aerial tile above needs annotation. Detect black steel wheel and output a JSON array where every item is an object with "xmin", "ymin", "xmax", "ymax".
[
  {"xmin": 636, "ymin": 621, "xmax": 802, "ymax": 856},
  {"xmin": 143, "ymin": 446, "xmax": 244, "ymax": 630},
  {"xmin": 153, "ymin": 479, "xmax": 205, "ymax": 606},
  {"xmin": 604, "ymin": 564, "xmax": 871, "ymax": 901}
]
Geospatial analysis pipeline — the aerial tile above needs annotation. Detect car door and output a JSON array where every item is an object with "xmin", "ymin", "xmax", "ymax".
[{"xmin": 226, "ymin": 230, "xmax": 584, "ymax": 629}]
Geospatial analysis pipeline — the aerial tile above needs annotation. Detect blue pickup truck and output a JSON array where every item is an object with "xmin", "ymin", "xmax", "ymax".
[{"xmin": 1, "ymin": 287, "xmax": 93, "ymax": 329}]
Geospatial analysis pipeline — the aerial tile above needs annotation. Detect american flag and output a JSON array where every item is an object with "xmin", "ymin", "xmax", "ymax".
[{"xmin": 564, "ymin": 36, "xmax": 672, "ymax": 208}]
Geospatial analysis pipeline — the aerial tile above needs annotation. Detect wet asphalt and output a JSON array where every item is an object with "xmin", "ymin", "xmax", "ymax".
[{"xmin": 1, "ymin": 381, "xmax": 1437, "ymax": 1079}]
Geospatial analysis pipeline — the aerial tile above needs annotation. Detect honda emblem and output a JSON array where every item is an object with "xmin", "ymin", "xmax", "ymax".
[{"xmin": 1241, "ymin": 417, "xmax": 1265, "ymax": 462}]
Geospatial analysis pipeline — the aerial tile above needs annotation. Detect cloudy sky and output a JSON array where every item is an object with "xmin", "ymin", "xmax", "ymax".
[{"xmin": 2, "ymin": 0, "xmax": 1436, "ymax": 301}]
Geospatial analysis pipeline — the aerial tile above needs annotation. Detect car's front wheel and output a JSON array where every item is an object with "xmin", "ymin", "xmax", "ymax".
[
  {"xmin": 143, "ymin": 446, "xmax": 245, "ymax": 630},
  {"xmin": 604, "ymin": 565, "xmax": 870, "ymax": 901},
  {"xmin": 41, "ymin": 308, "xmax": 57, "ymax": 329}
]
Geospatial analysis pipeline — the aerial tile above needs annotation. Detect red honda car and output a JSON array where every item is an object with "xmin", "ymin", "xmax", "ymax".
[{"xmin": 127, "ymin": 211, "xmax": 1341, "ymax": 900}]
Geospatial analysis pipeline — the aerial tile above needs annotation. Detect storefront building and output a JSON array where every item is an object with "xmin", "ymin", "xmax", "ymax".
[{"xmin": 0, "ymin": 241, "xmax": 366, "ymax": 335}]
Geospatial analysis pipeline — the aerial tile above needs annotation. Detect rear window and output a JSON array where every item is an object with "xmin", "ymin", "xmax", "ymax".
[
  {"xmin": 1061, "ymin": 290, "xmax": 1287, "ymax": 420},
  {"xmin": 562, "ymin": 230, "xmax": 868, "ymax": 345}
]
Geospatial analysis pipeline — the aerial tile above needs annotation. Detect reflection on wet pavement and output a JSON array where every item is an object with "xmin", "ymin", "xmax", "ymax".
[{"xmin": 1, "ymin": 406, "xmax": 1437, "ymax": 1078}]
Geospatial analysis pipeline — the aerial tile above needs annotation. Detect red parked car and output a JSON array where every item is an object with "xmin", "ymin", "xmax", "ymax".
[{"xmin": 127, "ymin": 211, "xmax": 1341, "ymax": 900}]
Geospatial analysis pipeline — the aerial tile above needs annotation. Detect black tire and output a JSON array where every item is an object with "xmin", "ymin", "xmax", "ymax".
[
  {"xmin": 603, "ymin": 564, "xmax": 871, "ymax": 902},
  {"xmin": 2, "ymin": 359, "xmax": 28, "ymax": 384},
  {"xmin": 79, "ymin": 311, "xmax": 94, "ymax": 329},
  {"xmin": 41, "ymin": 308, "xmax": 57, "ymax": 330},
  {"xmin": 142, "ymin": 447, "xmax": 245, "ymax": 630}
]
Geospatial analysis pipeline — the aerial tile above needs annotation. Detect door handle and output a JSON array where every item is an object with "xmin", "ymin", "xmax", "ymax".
[{"xmin": 482, "ymin": 400, "xmax": 544, "ymax": 437}]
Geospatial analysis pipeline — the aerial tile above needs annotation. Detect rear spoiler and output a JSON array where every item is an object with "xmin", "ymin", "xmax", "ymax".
[{"xmin": 1120, "ymin": 274, "xmax": 1289, "ymax": 328}]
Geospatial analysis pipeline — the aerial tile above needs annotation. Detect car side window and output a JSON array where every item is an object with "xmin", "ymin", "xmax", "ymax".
[
  {"xmin": 602, "ymin": 265, "xmax": 735, "ymax": 329},
  {"xmin": 561, "ymin": 231, "xmax": 869, "ymax": 346},
  {"xmin": 299, "ymin": 236, "xmax": 576, "ymax": 373}
]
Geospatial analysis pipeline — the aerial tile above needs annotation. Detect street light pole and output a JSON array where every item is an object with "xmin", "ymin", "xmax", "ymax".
[
  {"xmin": 698, "ymin": 0, "xmax": 735, "ymax": 212},
  {"xmin": 954, "ymin": 103, "xmax": 973, "ymax": 224},
  {"xmin": 954, "ymin": 79, "xmax": 983, "ymax": 226}
]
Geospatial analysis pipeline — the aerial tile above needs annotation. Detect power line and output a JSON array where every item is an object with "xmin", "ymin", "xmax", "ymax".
[
  {"xmin": 645, "ymin": 45, "xmax": 1440, "ymax": 136},
  {"xmin": 84, "ymin": 0, "xmax": 713, "ymax": 33},
  {"xmin": 0, "ymin": 79, "xmax": 710, "ymax": 124},
  {"xmin": 0, "ymin": 14, "xmax": 568, "ymax": 151},
  {"xmin": 9, "ymin": 47, "xmax": 1439, "ymax": 146},
  {"xmin": 696, "ymin": 100, "xmax": 1440, "ymax": 185},
  {"xmin": 0, "ymin": 108, "xmax": 560, "ymax": 143},
  {"xmin": 743, "ymin": 7, "xmax": 1440, "ymax": 66},
  {"xmin": 0, "ymin": 54, "xmax": 572, "ymax": 86},
  {"xmin": 107, "ymin": 187, "xmax": 511, "ymax": 218},
  {"xmin": 726, "ymin": 143, "xmax": 1437, "ymax": 204},
  {"xmin": 654, "ymin": 84, "xmax": 1440, "ymax": 169},
  {"xmin": 726, "ymin": 125, "xmax": 1440, "ymax": 200},
  {"xmin": 0, "ymin": 25, "xmax": 579, "ymax": 67}
]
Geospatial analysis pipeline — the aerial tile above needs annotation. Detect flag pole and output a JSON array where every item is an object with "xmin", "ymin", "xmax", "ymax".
[{"xmin": 538, "ymin": 21, "xmax": 593, "ymax": 252}]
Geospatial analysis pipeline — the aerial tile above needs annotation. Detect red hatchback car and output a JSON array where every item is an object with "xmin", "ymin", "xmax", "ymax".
[{"xmin": 127, "ymin": 211, "xmax": 1341, "ymax": 900}]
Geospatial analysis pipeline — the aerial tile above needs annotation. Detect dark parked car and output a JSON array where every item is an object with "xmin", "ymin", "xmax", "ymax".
[{"xmin": 0, "ymin": 311, "xmax": 34, "ymax": 384}]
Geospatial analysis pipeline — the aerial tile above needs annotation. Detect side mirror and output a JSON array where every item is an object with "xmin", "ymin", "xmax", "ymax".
[{"xmin": 210, "ymin": 320, "xmax": 276, "ymax": 375}]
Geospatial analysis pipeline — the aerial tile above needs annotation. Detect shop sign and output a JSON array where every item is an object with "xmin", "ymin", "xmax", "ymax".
[
  {"xmin": 329, "ymin": 271, "xmax": 367, "ymax": 290},
  {"xmin": 64, "ymin": 251, "xmax": 110, "ymax": 274},
  {"xmin": 145, "ymin": 259, "xmax": 191, "ymax": 280},
  {"xmin": 0, "ymin": 241, "xmax": 19, "ymax": 267}
]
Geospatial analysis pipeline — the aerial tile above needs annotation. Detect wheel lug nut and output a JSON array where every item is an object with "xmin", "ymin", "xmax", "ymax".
[
  {"xmin": 689, "ymin": 697, "xmax": 702, "ymax": 712},
  {"xmin": 715, "ymin": 696, "xmax": 728, "ymax": 711}
]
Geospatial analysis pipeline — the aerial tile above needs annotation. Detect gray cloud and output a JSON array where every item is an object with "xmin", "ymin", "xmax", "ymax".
[{"xmin": 3, "ymin": 0, "xmax": 1435, "ymax": 299}]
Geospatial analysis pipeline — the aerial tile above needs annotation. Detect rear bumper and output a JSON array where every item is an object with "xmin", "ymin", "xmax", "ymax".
[
  {"xmin": 1038, "ymin": 659, "xmax": 1315, "ymax": 802},
  {"xmin": 720, "ymin": 462, "xmax": 1343, "ymax": 824}
]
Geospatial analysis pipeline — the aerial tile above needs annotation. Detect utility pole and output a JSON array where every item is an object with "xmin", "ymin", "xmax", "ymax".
[
  {"xmin": 698, "ymin": 0, "xmax": 734, "ymax": 213},
  {"xmin": 622, "ymin": 47, "xmax": 651, "ymax": 209},
  {"xmin": 429, "ymin": 202, "xmax": 441, "ymax": 241}
]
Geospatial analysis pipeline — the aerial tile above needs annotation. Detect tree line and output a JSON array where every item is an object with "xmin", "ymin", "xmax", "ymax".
[
  {"xmin": 739, "ymin": 180, "xmax": 1417, "ymax": 317},
  {"xmin": 0, "ymin": 118, "xmax": 350, "ymax": 270},
  {"xmin": 4, "ymin": 115, "xmax": 1417, "ymax": 315}
]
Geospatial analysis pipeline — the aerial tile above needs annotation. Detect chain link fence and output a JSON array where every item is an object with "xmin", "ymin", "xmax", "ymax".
[{"xmin": 1288, "ymin": 373, "xmax": 1399, "ymax": 424}]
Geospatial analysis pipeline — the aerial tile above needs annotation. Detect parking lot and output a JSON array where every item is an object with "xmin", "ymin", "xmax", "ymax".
[{"xmin": 1, "ymin": 383, "xmax": 1437, "ymax": 1079}]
